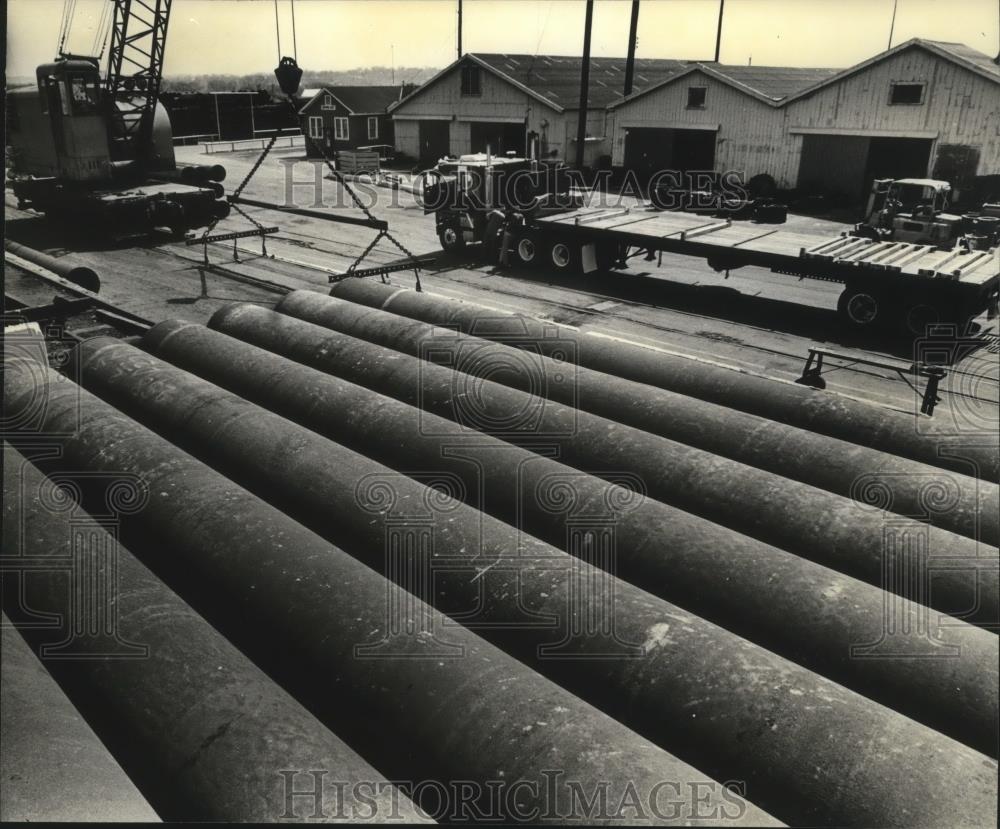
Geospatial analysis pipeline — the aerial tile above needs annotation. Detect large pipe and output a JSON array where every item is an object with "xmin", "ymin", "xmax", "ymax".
[
  {"xmin": 4, "ymin": 240, "xmax": 101, "ymax": 293},
  {"xmin": 1, "ymin": 444, "xmax": 424, "ymax": 823},
  {"xmin": 1, "ymin": 361, "xmax": 759, "ymax": 827},
  {"xmin": 152, "ymin": 164, "xmax": 227, "ymax": 185},
  {"xmin": 69, "ymin": 335, "xmax": 998, "ymax": 828},
  {"xmin": 268, "ymin": 291, "xmax": 999, "ymax": 626},
  {"xmin": 146, "ymin": 313, "xmax": 999, "ymax": 757},
  {"xmin": 330, "ymin": 280, "xmax": 1000, "ymax": 483},
  {"xmin": 268, "ymin": 291, "xmax": 997, "ymax": 545},
  {"xmin": 1, "ymin": 615, "xmax": 158, "ymax": 823}
]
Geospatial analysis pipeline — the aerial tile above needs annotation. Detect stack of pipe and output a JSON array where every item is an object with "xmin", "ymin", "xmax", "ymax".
[
  {"xmin": 10, "ymin": 333, "xmax": 992, "ymax": 827},
  {"xmin": 329, "ymin": 280, "xmax": 1000, "ymax": 483},
  {"xmin": 3, "ymin": 359, "xmax": 771, "ymax": 825},
  {"xmin": 3, "ymin": 280, "xmax": 997, "ymax": 825},
  {"xmin": 212, "ymin": 293, "xmax": 1000, "ymax": 627}
]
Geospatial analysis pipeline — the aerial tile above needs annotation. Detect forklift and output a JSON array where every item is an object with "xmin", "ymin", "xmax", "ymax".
[{"xmin": 854, "ymin": 178, "xmax": 1000, "ymax": 249}]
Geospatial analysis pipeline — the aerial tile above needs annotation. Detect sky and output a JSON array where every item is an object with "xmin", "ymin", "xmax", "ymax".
[{"xmin": 6, "ymin": 0, "xmax": 1000, "ymax": 79}]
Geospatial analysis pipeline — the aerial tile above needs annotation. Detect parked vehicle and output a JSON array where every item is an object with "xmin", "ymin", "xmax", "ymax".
[{"xmin": 422, "ymin": 156, "xmax": 1000, "ymax": 335}]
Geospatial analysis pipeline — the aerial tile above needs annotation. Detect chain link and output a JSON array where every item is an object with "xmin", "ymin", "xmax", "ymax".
[{"xmin": 197, "ymin": 93, "xmax": 424, "ymax": 288}]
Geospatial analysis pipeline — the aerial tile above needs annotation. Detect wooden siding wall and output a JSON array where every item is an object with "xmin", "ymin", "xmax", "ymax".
[
  {"xmin": 782, "ymin": 48, "xmax": 1000, "ymax": 184},
  {"xmin": 392, "ymin": 60, "xmax": 583, "ymax": 160},
  {"xmin": 610, "ymin": 50, "xmax": 999, "ymax": 189},
  {"xmin": 608, "ymin": 70, "xmax": 785, "ymax": 180}
]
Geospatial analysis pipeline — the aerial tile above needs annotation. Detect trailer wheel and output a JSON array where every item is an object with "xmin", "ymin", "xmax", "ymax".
[
  {"xmin": 547, "ymin": 240, "xmax": 580, "ymax": 274},
  {"xmin": 837, "ymin": 285, "xmax": 887, "ymax": 329},
  {"xmin": 902, "ymin": 300, "xmax": 943, "ymax": 337},
  {"xmin": 513, "ymin": 231, "xmax": 540, "ymax": 267},
  {"xmin": 482, "ymin": 213, "xmax": 506, "ymax": 263},
  {"xmin": 438, "ymin": 224, "xmax": 465, "ymax": 253},
  {"xmin": 595, "ymin": 241, "xmax": 620, "ymax": 271}
]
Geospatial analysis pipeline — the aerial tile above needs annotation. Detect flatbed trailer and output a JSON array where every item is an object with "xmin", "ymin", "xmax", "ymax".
[{"xmin": 509, "ymin": 205, "xmax": 1000, "ymax": 335}]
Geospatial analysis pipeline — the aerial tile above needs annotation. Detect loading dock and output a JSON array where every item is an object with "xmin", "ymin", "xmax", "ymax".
[
  {"xmin": 418, "ymin": 119, "xmax": 450, "ymax": 165},
  {"xmin": 797, "ymin": 132, "xmax": 933, "ymax": 203},
  {"xmin": 469, "ymin": 120, "xmax": 526, "ymax": 156},
  {"xmin": 624, "ymin": 126, "xmax": 718, "ymax": 185}
]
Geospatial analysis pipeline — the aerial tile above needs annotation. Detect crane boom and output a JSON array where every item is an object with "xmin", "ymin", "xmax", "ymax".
[{"xmin": 105, "ymin": 0, "xmax": 173, "ymax": 157}]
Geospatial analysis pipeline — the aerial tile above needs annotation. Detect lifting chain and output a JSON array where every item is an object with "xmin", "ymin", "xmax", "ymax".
[
  {"xmin": 196, "ymin": 132, "xmax": 281, "ymax": 263},
  {"xmin": 281, "ymin": 93, "xmax": 423, "ymax": 289},
  {"xmin": 199, "ymin": 47, "xmax": 424, "ymax": 289}
]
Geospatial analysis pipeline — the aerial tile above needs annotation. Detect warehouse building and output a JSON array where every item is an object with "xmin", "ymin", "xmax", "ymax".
[
  {"xmin": 606, "ymin": 64, "xmax": 836, "ymax": 185},
  {"xmin": 298, "ymin": 85, "xmax": 413, "ymax": 157},
  {"xmin": 605, "ymin": 38, "xmax": 1000, "ymax": 202},
  {"xmin": 394, "ymin": 39, "xmax": 998, "ymax": 207},
  {"xmin": 388, "ymin": 53, "xmax": 687, "ymax": 166},
  {"xmin": 780, "ymin": 39, "xmax": 1000, "ymax": 203}
]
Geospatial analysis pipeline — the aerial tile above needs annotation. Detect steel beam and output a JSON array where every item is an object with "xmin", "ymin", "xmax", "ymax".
[
  {"xmin": 329, "ymin": 279, "xmax": 1000, "ymax": 483},
  {"xmin": 65, "ymin": 335, "xmax": 998, "ymax": 827},
  {"xmin": 231, "ymin": 196, "xmax": 388, "ymax": 231}
]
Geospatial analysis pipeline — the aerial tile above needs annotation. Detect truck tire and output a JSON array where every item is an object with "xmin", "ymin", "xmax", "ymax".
[
  {"xmin": 513, "ymin": 229, "xmax": 540, "ymax": 267},
  {"xmin": 902, "ymin": 298, "xmax": 943, "ymax": 337},
  {"xmin": 547, "ymin": 239, "xmax": 581, "ymax": 274},
  {"xmin": 482, "ymin": 213, "xmax": 506, "ymax": 263},
  {"xmin": 438, "ymin": 224, "xmax": 465, "ymax": 253},
  {"xmin": 837, "ymin": 284, "xmax": 889, "ymax": 329},
  {"xmin": 595, "ymin": 241, "xmax": 620, "ymax": 271}
]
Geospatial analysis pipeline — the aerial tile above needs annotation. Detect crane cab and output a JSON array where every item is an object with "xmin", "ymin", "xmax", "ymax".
[{"xmin": 27, "ymin": 58, "xmax": 113, "ymax": 183}]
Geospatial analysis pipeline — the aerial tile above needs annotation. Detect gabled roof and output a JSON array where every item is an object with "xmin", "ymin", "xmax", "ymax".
[
  {"xmin": 299, "ymin": 85, "xmax": 407, "ymax": 115},
  {"xmin": 390, "ymin": 52, "xmax": 691, "ymax": 114},
  {"xmin": 609, "ymin": 62, "xmax": 838, "ymax": 109},
  {"xmin": 781, "ymin": 38, "xmax": 1000, "ymax": 104},
  {"xmin": 474, "ymin": 53, "xmax": 691, "ymax": 109}
]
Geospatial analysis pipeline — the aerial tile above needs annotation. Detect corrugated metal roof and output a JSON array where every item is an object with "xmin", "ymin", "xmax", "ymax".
[
  {"xmin": 703, "ymin": 65, "xmax": 840, "ymax": 100},
  {"xmin": 923, "ymin": 39, "xmax": 1000, "ymax": 79},
  {"xmin": 473, "ymin": 53, "xmax": 691, "ymax": 109},
  {"xmin": 474, "ymin": 54, "xmax": 838, "ymax": 109}
]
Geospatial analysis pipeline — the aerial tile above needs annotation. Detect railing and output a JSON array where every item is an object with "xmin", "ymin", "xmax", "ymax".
[{"xmin": 200, "ymin": 133, "xmax": 305, "ymax": 154}]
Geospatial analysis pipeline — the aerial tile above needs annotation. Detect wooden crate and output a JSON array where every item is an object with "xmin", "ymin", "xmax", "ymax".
[{"xmin": 335, "ymin": 150, "xmax": 380, "ymax": 175}]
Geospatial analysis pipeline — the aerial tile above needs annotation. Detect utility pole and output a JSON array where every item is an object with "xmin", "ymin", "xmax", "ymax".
[
  {"xmin": 575, "ymin": 0, "xmax": 594, "ymax": 170},
  {"xmin": 887, "ymin": 0, "xmax": 899, "ymax": 49},
  {"xmin": 623, "ymin": 0, "xmax": 640, "ymax": 97},
  {"xmin": 457, "ymin": 0, "xmax": 463, "ymax": 59},
  {"xmin": 714, "ymin": 0, "xmax": 725, "ymax": 62}
]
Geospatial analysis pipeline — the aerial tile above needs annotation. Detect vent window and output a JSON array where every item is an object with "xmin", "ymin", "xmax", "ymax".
[{"xmin": 890, "ymin": 83, "xmax": 924, "ymax": 105}]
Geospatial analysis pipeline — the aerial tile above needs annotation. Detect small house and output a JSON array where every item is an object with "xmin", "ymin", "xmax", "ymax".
[{"xmin": 297, "ymin": 85, "xmax": 411, "ymax": 158}]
